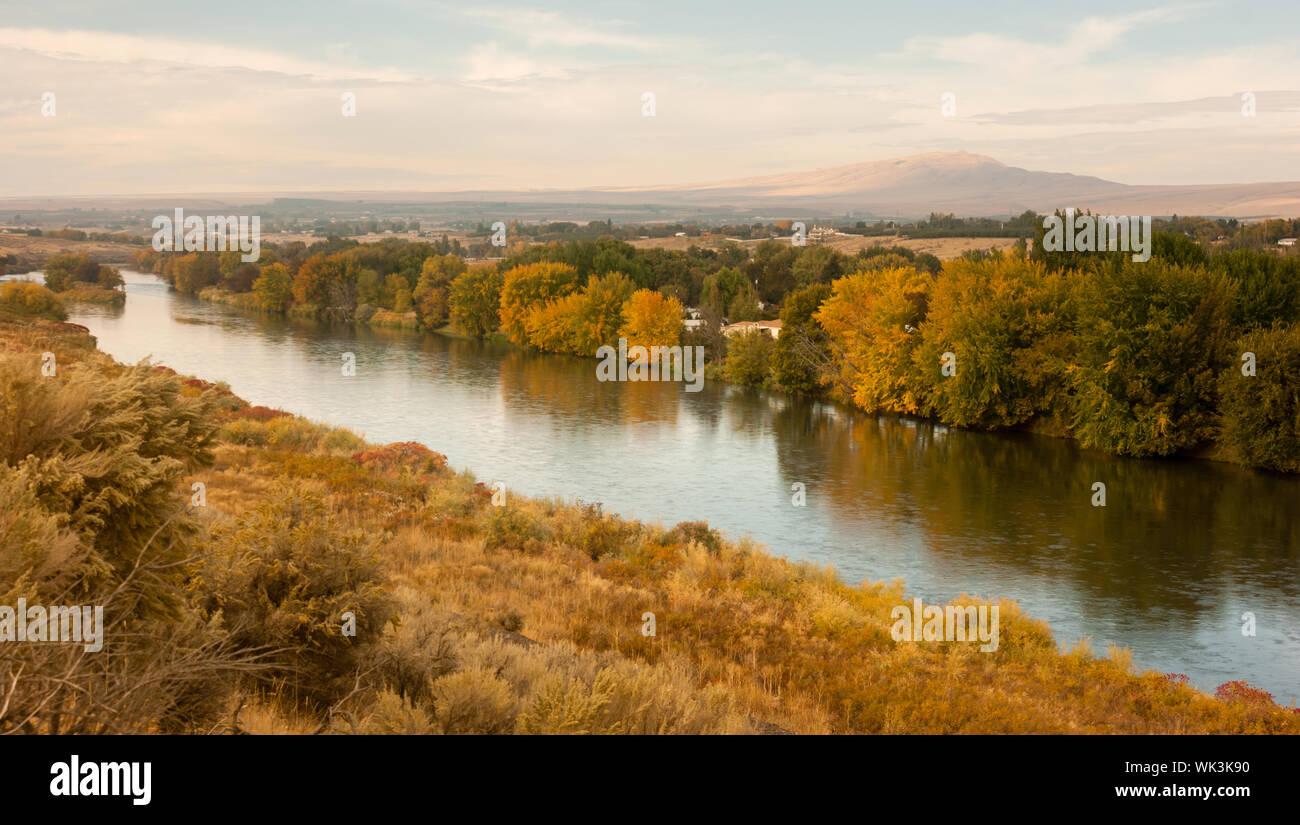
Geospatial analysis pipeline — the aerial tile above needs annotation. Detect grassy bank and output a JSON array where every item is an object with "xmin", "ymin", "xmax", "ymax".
[{"xmin": 4, "ymin": 314, "xmax": 1295, "ymax": 734}]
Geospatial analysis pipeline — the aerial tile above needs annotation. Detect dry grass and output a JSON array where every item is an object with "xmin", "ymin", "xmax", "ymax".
[{"xmin": 195, "ymin": 413, "xmax": 1300, "ymax": 734}]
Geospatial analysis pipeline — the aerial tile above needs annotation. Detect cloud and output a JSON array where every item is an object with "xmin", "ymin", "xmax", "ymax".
[
  {"xmin": 972, "ymin": 92, "xmax": 1300, "ymax": 126},
  {"xmin": 457, "ymin": 7, "xmax": 661, "ymax": 51},
  {"xmin": 0, "ymin": 27, "xmax": 414, "ymax": 81},
  {"xmin": 460, "ymin": 42, "xmax": 573, "ymax": 88},
  {"xmin": 898, "ymin": 5, "xmax": 1200, "ymax": 71}
]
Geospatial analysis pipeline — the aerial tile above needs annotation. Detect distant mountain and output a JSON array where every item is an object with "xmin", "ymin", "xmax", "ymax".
[
  {"xmin": 597, "ymin": 151, "xmax": 1300, "ymax": 219},
  {"xmin": 6, "ymin": 152, "xmax": 1300, "ymax": 219}
]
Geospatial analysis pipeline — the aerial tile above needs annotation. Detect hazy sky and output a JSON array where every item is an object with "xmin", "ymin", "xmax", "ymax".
[{"xmin": 2, "ymin": 0, "xmax": 1298, "ymax": 195}]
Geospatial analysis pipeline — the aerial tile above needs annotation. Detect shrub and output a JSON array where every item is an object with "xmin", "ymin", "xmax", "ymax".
[
  {"xmin": 195, "ymin": 485, "xmax": 396, "ymax": 708},
  {"xmin": 665, "ymin": 520, "xmax": 723, "ymax": 555},
  {"xmin": 484, "ymin": 505, "xmax": 547, "ymax": 551},
  {"xmin": 0, "ymin": 281, "xmax": 66, "ymax": 321},
  {"xmin": 430, "ymin": 667, "xmax": 517, "ymax": 733},
  {"xmin": 351, "ymin": 442, "xmax": 448, "ymax": 479}
]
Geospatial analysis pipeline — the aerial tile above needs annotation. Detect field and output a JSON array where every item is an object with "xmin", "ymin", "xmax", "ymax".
[
  {"xmin": 628, "ymin": 233, "xmax": 1022, "ymax": 258},
  {"xmin": 0, "ymin": 232, "xmax": 141, "ymax": 269}
]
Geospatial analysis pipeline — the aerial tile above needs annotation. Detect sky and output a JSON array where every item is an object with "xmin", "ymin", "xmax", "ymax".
[{"xmin": 1, "ymin": 0, "xmax": 1298, "ymax": 196}]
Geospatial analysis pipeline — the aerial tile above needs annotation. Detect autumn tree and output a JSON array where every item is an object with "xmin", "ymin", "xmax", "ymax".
[
  {"xmin": 911, "ymin": 257, "xmax": 1072, "ymax": 429},
  {"xmin": 413, "ymin": 254, "xmax": 467, "ymax": 329},
  {"xmin": 620, "ymin": 288, "xmax": 683, "ymax": 350},
  {"xmin": 449, "ymin": 267, "xmax": 504, "ymax": 337},
  {"xmin": 253, "ymin": 263, "xmax": 293, "ymax": 312},
  {"xmin": 498, "ymin": 262, "xmax": 579, "ymax": 345},
  {"xmin": 571, "ymin": 272, "xmax": 634, "ymax": 354},
  {"xmin": 814, "ymin": 266, "xmax": 933, "ymax": 414}
]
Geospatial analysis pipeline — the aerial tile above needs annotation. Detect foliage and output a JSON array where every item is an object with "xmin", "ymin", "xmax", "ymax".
[
  {"xmin": 815, "ymin": 266, "xmax": 933, "ymax": 414},
  {"xmin": 912, "ymin": 257, "xmax": 1072, "ymax": 429},
  {"xmin": 195, "ymin": 485, "xmax": 395, "ymax": 707},
  {"xmin": 499, "ymin": 262, "xmax": 579, "ymax": 345},
  {"xmin": 619, "ymin": 288, "xmax": 682, "ymax": 351},
  {"xmin": 0, "ymin": 282, "xmax": 66, "ymax": 321},
  {"xmin": 771, "ymin": 283, "xmax": 831, "ymax": 396},
  {"xmin": 1070, "ymin": 261, "xmax": 1234, "ymax": 456},
  {"xmin": 1218, "ymin": 323, "xmax": 1300, "ymax": 472},
  {"xmin": 448, "ymin": 267, "xmax": 504, "ymax": 338},
  {"xmin": 252, "ymin": 263, "xmax": 293, "ymax": 312},
  {"xmin": 722, "ymin": 330, "xmax": 775, "ymax": 386}
]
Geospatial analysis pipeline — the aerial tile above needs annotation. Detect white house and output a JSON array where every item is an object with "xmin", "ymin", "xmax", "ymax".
[{"xmin": 721, "ymin": 320, "xmax": 783, "ymax": 339}]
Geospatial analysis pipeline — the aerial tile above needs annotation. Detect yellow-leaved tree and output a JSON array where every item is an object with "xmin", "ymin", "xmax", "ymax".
[
  {"xmin": 619, "ymin": 289, "xmax": 683, "ymax": 350},
  {"xmin": 814, "ymin": 266, "xmax": 932, "ymax": 415},
  {"xmin": 498, "ymin": 262, "xmax": 579, "ymax": 345}
]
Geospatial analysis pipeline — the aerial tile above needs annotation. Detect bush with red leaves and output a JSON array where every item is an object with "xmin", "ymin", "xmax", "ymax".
[
  {"xmin": 1215, "ymin": 680, "xmax": 1274, "ymax": 705},
  {"xmin": 351, "ymin": 441, "xmax": 448, "ymax": 479}
]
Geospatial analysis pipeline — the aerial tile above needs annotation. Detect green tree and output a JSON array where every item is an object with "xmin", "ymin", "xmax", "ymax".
[
  {"xmin": 1218, "ymin": 323, "xmax": 1300, "ymax": 472},
  {"xmin": 771, "ymin": 283, "xmax": 832, "ymax": 396},
  {"xmin": 912, "ymin": 257, "xmax": 1072, "ymax": 429},
  {"xmin": 722, "ymin": 330, "xmax": 775, "ymax": 387},
  {"xmin": 1070, "ymin": 261, "xmax": 1234, "ymax": 457}
]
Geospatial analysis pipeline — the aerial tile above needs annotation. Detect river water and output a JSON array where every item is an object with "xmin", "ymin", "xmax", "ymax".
[{"xmin": 43, "ymin": 271, "xmax": 1300, "ymax": 700}]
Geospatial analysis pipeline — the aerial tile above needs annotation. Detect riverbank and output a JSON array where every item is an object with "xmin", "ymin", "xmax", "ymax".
[{"xmin": 4, "ymin": 312, "xmax": 1296, "ymax": 734}]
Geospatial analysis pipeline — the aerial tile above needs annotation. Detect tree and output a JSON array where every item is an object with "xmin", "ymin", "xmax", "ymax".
[
  {"xmin": 448, "ymin": 267, "xmax": 504, "ymax": 337},
  {"xmin": 41, "ymin": 253, "xmax": 88, "ymax": 292},
  {"xmin": 728, "ymin": 281, "xmax": 761, "ymax": 322},
  {"xmin": 413, "ymin": 254, "xmax": 467, "ymax": 328},
  {"xmin": 1070, "ymin": 260, "xmax": 1234, "ymax": 457},
  {"xmin": 253, "ymin": 263, "xmax": 293, "ymax": 312},
  {"xmin": 771, "ymin": 283, "xmax": 832, "ymax": 396},
  {"xmin": 722, "ymin": 330, "xmax": 775, "ymax": 387},
  {"xmin": 572, "ymin": 272, "xmax": 634, "ymax": 354},
  {"xmin": 700, "ymin": 267, "xmax": 745, "ymax": 318},
  {"xmin": 524, "ymin": 292, "xmax": 585, "ymax": 353},
  {"xmin": 167, "ymin": 253, "xmax": 221, "ymax": 296},
  {"xmin": 498, "ymin": 262, "xmax": 579, "ymax": 345},
  {"xmin": 292, "ymin": 254, "xmax": 343, "ymax": 306},
  {"xmin": 620, "ymin": 289, "xmax": 683, "ymax": 350},
  {"xmin": 1219, "ymin": 322, "xmax": 1300, "ymax": 472},
  {"xmin": 911, "ymin": 257, "xmax": 1072, "ymax": 429},
  {"xmin": 791, "ymin": 245, "xmax": 841, "ymax": 287},
  {"xmin": 383, "ymin": 273, "xmax": 410, "ymax": 310},
  {"xmin": 814, "ymin": 266, "xmax": 933, "ymax": 413}
]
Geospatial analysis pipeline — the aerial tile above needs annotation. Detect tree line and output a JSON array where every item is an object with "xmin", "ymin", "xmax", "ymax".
[{"xmin": 133, "ymin": 228, "xmax": 1300, "ymax": 472}]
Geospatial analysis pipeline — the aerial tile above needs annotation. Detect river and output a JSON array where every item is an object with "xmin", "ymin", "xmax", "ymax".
[{"xmin": 36, "ymin": 270, "xmax": 1300, "ymax": 700}]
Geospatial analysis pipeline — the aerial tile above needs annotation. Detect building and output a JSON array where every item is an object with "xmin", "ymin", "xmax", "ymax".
[
  {"xmin": 721, "ymin": 320, "xmax": 783, "ymax": 339},
  {"xmin": 809, "ymin": 225, "xmax": 839, "ymax": 244}
]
